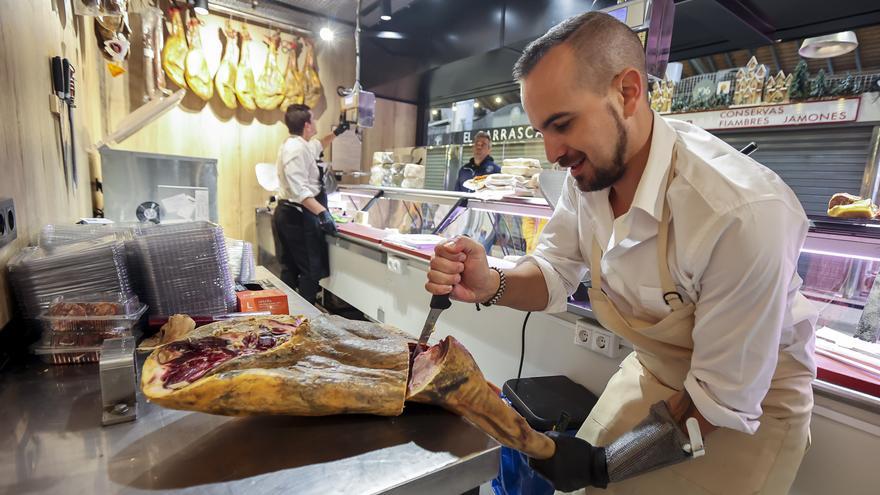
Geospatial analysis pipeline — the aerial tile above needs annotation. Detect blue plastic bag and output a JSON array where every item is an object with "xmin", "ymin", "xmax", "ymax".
[
  {"xmin": 491, "ymin": 444, "xmax": 554, "ymax": 495},
  {"xmin": 491, "ymin": 395, "xmax": 576, "ymax": 495}
]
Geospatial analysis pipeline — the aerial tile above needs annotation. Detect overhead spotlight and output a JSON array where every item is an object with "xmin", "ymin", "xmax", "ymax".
[
  {"xmin": 473, "ymin": 102, "xmax": 481, "ymax": 109},
  {"xmin": 193, "ymin": 0, "xmax": 209, "ymax": 15},
  {"xmin": 431, "ymin": 109, "xmax": 439, "ymax": 116},
  {"xmin": 494, "ymin": 96, "xmax": 503, "ymax": 104},
  {"xmin": 319, "ymin": 27, "xmax": 335, "ymax": 41},
  {"xmin": 380, "ymin": 0, "xmax": 392, "ymax": 21}
]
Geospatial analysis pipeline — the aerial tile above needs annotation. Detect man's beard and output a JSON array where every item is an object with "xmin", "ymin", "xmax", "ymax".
[{"xmin": 573, "ymin": 104, "xmax": 628, "ymax": 192}]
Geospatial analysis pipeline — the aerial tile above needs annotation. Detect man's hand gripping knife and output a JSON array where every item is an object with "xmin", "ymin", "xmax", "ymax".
[{"xmin": 529, "ymin": 398, "xmax": 706, "ymax": 492}]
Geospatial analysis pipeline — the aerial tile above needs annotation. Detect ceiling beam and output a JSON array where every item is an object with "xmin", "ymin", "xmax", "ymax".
[
  {"xmin": 724, "ymin": 52, "xmax": 735, "ymax": 68},
  {"xmin": 854, "ymin": 44, "xmax": 863, "ymax": 72},
  {"xmin": 360, "ymin": 0, "xmax": 381, "ymax": 16},
  {"xmin": 769, "ymin": 44, "xmax": 782, "ymax": 73},
  {"xmin": 704, "ymin": 56, "xmax": 717, "ymax": 73},
  {"xmin": 714, "ymin": 0, "xmax": 775, "ymax": 43},
  {"xmin": 261, "ymin": 0, "xmax": 356, "ymax": 27}
]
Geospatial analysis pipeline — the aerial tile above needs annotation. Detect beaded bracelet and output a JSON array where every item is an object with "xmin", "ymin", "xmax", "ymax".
[{"xmin": 475, "ymin": 267, "xmax": 506, "ymax": 311}]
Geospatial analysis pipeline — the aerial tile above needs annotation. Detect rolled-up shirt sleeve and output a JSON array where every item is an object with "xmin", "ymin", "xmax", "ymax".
[
  {"xmin": 281, "ymin": 141, "xmax": 322, "ymax": 204},
  {"xmin": 517, "ymin": 176, "xmax": 588, "ymax": 313},
  {"xmin": 684, "ymin": 200, "xmax": 808, "ymax": 434}
]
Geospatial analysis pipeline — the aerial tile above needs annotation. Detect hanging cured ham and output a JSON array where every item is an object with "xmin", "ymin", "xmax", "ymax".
[
  {"xmin": 302, "ymin": 40, "xmax": 323, "ymax": 108},
  {"xmin": 141, "ymin": 315, "xmax": 555, "ymax": 459},
  {"xmin": 214, "ymin": 23, "xmax": 239, "ymax": 109},
  {"xmin": 161, "ymin": 8, "xmax": 188, "ymax": 89},
  {"xmin": 281, "ymin": 39, "xmax": 305, "ymax": 109},
  {"xmin": 184, "ymin": 16, "xmax": 213, "ymax": 101},
  {"xmin": 234, "ymin": 26, "xmax": 257, "ymax": 111},
  {"xmin": 255, "ymin": 32, "xmax": 285, "ymax": 110}
]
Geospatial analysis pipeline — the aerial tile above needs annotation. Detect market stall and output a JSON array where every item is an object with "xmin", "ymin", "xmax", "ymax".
[{"xmin": 3, "ymin": 1, "xmax": 880, "ymax": 494}]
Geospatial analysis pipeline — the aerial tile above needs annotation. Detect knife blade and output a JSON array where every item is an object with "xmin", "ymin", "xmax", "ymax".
[
  {"xmin": 63, "ymin": 58, "xmax": 78, "ymax": 191},
  {"xmin": 412, "ymin": 294, "xmax": 452, "ymax": 360}
]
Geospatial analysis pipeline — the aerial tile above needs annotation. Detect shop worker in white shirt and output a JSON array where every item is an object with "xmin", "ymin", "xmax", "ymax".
[
  {"xmin": 274, "ymin": 104, "xmax": 348, "ymax": 304},
  {"xmin": 426, "ymin": 12, "xmax": 816, "ymax": 495}
]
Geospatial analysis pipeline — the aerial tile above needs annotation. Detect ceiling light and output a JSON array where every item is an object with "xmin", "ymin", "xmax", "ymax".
[
  {"xmin": 319, "ymin": 27, "xmax": 335, "ymax": 41},
  {"xmin": 374, "ymin": 31, "xmax": 404, "ymax": 40},
  {"xmin": 799, "ymin": 31, "xmax": 858, "ymax": 59},
  {"xmin": 473, "ymin": 102, "xmax": 481, "ymax": 109},
  {"xmin": 494, "ymin": 96, "xmax": 503, "ymax": 104},
  {"xmin": 380, "ymin": 0, "xmax": 392, "ymax": 21},
  {"xmin": 431, "ymin": 109, "xmax": 439, "ymax": 116},
  {"xmin": 193, "ymin": 0, "xmax": 209, "ymax": 15}
]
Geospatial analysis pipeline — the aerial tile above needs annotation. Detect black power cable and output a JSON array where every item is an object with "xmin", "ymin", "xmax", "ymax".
[{"xmin": 516, "ymin": 311, "xmax": 532, "ymax": 383}]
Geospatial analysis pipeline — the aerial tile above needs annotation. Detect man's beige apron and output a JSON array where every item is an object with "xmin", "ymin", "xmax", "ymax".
[{"xmin": 567, "ymin": 143, "xmax": 814, "ymax": 495}]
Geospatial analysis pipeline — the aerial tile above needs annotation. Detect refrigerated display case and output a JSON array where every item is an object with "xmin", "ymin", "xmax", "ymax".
[{"xmin": 332, "ymin": 184, "xmax": 880, "ymax": 399}]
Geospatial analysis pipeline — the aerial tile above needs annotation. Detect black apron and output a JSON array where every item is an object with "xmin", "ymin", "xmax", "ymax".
[{"xmin": 272, "ymin": 162, "xmax": 331, "ymax": 303}]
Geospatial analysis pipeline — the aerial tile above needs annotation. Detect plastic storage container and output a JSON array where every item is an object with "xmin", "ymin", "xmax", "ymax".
[
  {"xmin": 39, "ymin": 295, "xmax": 147, "ymax": 333},
  {"xmin": 39, "ymin": 327, "xmax": 132, "ymax": 348}
]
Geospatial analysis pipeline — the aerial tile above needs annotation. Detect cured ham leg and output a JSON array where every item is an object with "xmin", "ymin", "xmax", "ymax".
[
  {"xmin": 142, "ymin": 315, "xmax": 411, "ymax": 416},
  {"xmin": 184, "ymin": 17, "xmax": 213, "ymax": 101},
  {"xmin": 407, "ymin": 336, "xmax": 556, "ymax": 460},
  {"xmin": 162, "ymin": 8, "xmax": 188, "ymax": 89},
  {"xmin": 214, "ymin": 23, "xmax": 239, "ymax": 109},
  {"xmin": 142, "ymin": 316, "xmax": 554, "ymax": 459},
  {"xmin": 234, "ymin": 26, "xmax": 257, "ymax": 110},
  {"xmin": 255, "ymin": 32, "xmax": 285, "ymax": 110}
]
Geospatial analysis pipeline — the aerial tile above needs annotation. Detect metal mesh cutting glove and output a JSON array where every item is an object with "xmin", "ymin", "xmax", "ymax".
[{"xmin": 604, "ymin": 400, "xmax": 693, "ymax": 483}]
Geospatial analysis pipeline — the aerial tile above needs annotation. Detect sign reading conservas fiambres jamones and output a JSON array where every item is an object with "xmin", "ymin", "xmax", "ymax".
[{"xmin": 673, "ymin": 97, "xmax": 860, "ymax": 130}]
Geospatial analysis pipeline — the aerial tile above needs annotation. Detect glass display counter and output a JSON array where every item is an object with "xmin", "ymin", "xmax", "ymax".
[
  {"xmin": 334, "ymin": 186, "xmax": 552, "ymax": 259},
  {"xmin": 333, "ymin": 185, "xmax": 880, "ymax": 400}
]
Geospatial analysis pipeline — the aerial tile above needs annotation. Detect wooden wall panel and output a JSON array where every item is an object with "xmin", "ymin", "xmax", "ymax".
[
  {"xmin": 359, "ymin": 98, "xmax": 418, "ymax": 171},
  {"xmin": 98, "ymin": 13, "xmax": 356, "ymax": 244},
  {"xmin": 0, "ymin": 1, "xmax": 95, "ymax": 328},
  {"xmin": 0, "ymin": 4, "xmax": 355, "ymax": 329}
]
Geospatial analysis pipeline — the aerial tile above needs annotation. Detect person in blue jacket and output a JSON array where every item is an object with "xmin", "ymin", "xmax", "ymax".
[{"xmin": 455, "ymin": 131, "xmax": 501, "ymax": 192}]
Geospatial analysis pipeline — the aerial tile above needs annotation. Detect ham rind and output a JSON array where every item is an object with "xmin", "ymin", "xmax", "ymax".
[
  {"xmin": 407, "ymin": 336, "xmax": 556, "ymax": 460},
  {"xmin": 142, "ymin": 315, "xmax": 411, "ymax": 416}
]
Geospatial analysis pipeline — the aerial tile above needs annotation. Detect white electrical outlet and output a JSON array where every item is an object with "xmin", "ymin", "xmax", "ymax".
[
  {"xmin": 575, "ymin": 318, "xmax": 622, "ymax": 358},
  {"xmin": 386, "ymin": 255, "xmax": 407, "ymax": 275},
  {"xmin": 0, "ymin": 197, "xmax": 17, "ymax": 249},
  {"xmin": 574, "ymin": 318, "xmax": 593, "ymax": 348},
  {"xmin": 590, "ymin": 326, "xmax": 622, "ymax": 358}
]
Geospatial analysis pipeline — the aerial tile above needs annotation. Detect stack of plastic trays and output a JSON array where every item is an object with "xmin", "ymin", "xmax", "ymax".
[
  {"xmin": 39, "ymin": 223, "xmax": 149, "ymax": 252},
  {"xmin": 225, "ymin": 239, "xmax": 257, "ymax": 283},
  {"xmin": 241, "ymin": 241, "xmax": 256, "ymax": 282},
  {"xmin": 6, "ymin": 237, "xmax": 135, "ymax": 320},
  {"xmin": 128, "ymin": 221, "xmax": 236, "ymax": 317}
]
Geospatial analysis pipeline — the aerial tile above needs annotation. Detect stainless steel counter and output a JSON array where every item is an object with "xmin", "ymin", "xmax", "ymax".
[
  {"xmin": 0, "ymin": 270, "xmax": 501, "ymax": 494},
  {"xmin": 0, "ymin": 360, "xmax": 499, "ymax": 494},
  {"xmin": 252, "ymin": 265, "xmax": 321, "ymax": 318}
]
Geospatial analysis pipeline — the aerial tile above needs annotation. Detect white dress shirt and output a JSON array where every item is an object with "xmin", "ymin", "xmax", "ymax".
[
  {"xmin": 521, "ymin": 111, "xmax": 817, "ymax": 434},
  {"xmin": 276, "ymin": 135, "xmax": 324, "ymax": 204}
]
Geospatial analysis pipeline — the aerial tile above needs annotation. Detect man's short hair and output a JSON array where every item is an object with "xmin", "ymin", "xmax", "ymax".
[
  {"xmin": 512, "ymin": 11, "xmax": 646, "ymax": 90},
  {"xmin": 474, "ymin": 131, "xmax": 492, "ymax": 146},
  {"xmin": 284, "ymin": 104, "xmax": 312, "ymax": 135}
]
